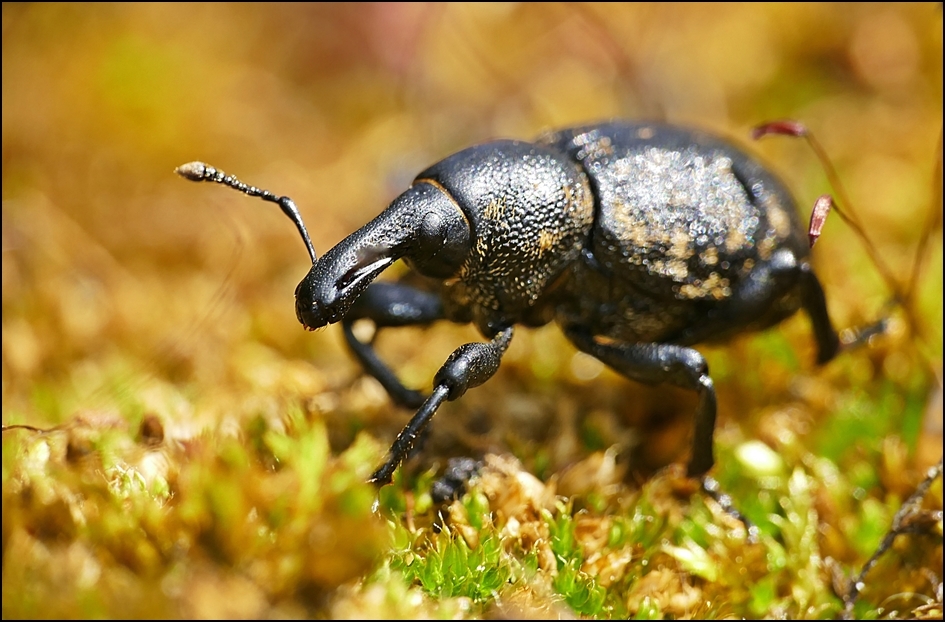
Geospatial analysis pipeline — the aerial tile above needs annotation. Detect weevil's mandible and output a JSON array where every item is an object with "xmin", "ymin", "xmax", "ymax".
[{"xmin": 177, "ymin": 121, "xmax": 875, "ymax": 491}]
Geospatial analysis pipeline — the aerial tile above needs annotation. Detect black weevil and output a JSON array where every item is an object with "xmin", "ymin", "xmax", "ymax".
[{"xmin": 177, "ymin": 120, "xmax": 872, "ymax": 493}]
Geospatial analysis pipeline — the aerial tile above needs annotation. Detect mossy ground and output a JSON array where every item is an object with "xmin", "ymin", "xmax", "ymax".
[{"xmin": 3, "ymin": 4, "xmax": 942, "ymax": 619}]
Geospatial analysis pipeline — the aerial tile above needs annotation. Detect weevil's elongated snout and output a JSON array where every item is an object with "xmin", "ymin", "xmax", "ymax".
[
  {"xmin": 294, "ymin": 182, "xmax": 470, "ymax": 330},
  {"xmin": 294, "ymin": 248, "xmax": 394, "ymax": 328}
]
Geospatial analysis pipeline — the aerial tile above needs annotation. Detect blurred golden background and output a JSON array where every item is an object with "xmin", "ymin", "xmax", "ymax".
[
  {"xmin": 4, "ymin": 1, "xmax": 941, "ymax": 455},
  {"xmin": 2, "ymin": 3, "xmax": 942, "ymax": 617}
]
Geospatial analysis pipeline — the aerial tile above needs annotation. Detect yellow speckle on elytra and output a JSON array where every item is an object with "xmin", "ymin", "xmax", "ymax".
[{"xmin": 483, "ymin": 199, "xmax": 506, "ymax": 221}]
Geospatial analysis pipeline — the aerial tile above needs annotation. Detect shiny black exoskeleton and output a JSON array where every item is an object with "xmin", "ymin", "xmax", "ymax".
[{"xmin": 178, "ymin": 120, "xmax": 849, "ymax": 488}]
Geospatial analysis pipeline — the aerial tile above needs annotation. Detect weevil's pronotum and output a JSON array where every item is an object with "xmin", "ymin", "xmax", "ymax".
[{"xmin": 177, "ymin": 120, "xmax": 879, "ymax": 493}]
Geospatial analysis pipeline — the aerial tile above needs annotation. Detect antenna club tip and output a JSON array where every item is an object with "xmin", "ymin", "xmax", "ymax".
[{"xmin": 175, "ymin": 161, "xmax": 209, "ymax": 181}]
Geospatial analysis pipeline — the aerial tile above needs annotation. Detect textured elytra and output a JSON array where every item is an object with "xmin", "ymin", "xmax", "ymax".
[
  {"xmin": 601, "ymin": 149, "xmax": 752, "ymax": 300},
  {"xmin": 541, "ymin": 122, "xmax": 809, "ymax": 344}
]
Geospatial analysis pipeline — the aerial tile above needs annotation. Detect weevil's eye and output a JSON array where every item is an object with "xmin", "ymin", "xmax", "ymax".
[{"xmin": 403, "ymin": 183, "xmax": 471, "ymax": 279}]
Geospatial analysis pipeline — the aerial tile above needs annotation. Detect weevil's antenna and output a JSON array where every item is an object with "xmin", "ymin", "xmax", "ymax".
[{"xmin": 176, "ymin": 161, "xmax": 317, "ymax": 264}]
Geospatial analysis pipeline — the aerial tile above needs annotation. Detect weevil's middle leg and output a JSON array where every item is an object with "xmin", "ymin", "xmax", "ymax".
[
  {"xmin": 563, "ymin": 327, "xmax": 718, "ymax": 477},
  {"xmin": 563, "ymin": 327, "xmax": 756, "ymax": 536}
]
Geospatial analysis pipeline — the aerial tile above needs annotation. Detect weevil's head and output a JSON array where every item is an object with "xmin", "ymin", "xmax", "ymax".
[
  {"xmin": 295, "ymin": 140, "xmax": 595, "ymax": 335},
  {"xmin": 294, "ymin": 182, "xmax": 470, "ymax": 329}
]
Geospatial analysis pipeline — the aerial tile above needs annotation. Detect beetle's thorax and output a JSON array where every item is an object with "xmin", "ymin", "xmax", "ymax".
[{"xmin": 418, "ymin": 140, "xmax": 596, "ymax": 336}]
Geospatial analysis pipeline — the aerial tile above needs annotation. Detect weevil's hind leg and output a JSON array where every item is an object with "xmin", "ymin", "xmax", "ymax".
[
  {"xmin": 563, "ymin": 327, "xmax": 756, "ymax": 537},
  {"xmin": 342, "ymin": 282, "xmax": 446, "ymax": 409},
  {"xmin": 676, "ymin": 248, "xmax": 846, "ymax": 366},
  {"xmin": 798, "ymin": 262, "xmax": 888, "ymax": 364},
  {"xmin": 797, "ymin": 262, "xmax": 842, "ymax": 364},
  {"xmin": 369, "ymin": 328, "xmax": 513, "ymax": 486}
]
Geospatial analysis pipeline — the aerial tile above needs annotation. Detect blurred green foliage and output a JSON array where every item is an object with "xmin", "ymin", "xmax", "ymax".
[{"xmin": 3, "ymin": 3, "xmax": 942, "ymax": 619}]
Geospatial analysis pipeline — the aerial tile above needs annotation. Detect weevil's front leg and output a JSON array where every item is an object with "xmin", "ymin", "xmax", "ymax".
[
  {"xmin": 342, "ymin": 281, "xmax": 446, "ymax": 409},
  {"xmin": 369, "ymin": 327, "xmax": 513, "ymax": 486}
]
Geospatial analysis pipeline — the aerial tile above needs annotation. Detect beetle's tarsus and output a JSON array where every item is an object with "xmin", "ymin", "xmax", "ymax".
[
  {"xmin": 701, "ymin": 475, "xmax": 760, "ymax": 543},
  {"xmin": 369, "ymin": 385, "xmax": 450, "ymax": 486},
  {"xmin": 430, "ymin": 457, "xmax": 483, "ymax": 504},
  {"xmin": 839, "ymin": 317, "xmax": 888, "ymax": 353}
]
